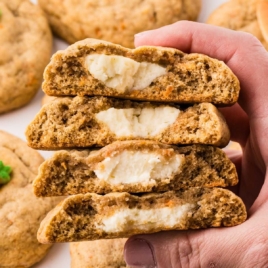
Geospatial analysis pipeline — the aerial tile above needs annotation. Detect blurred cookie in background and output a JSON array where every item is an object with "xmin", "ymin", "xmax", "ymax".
[
  {"xmin": 0, "ymin": 0, "xmax": 52, "ymax": 114},
  {"xmin": 0, "ymin": 130, "xmax": 62, "ymax": 267},
  {"xmin": 256, "ymin": 0, "xmax": 268, "ymax": 44},
  {"xmin": 38, "ymin": 0, "xmax": 201, "ymax": 48},
  {"xmin": 70, "ymin": 239, "xmax": 127, "ymax": 268},
  {"xmin": 207, "ymin": 0, "xmax": 268, "ymax": 50}
]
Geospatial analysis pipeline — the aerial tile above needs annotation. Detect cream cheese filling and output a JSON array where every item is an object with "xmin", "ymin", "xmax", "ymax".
[
  {"xmin": 94, "ymin": 150, "xmax": 183, "ymax": 185},
  {"xmin": 95, "ymin": 106, "xmax": 180, "ymax": 137},
  {"xmin": 97, "ymin": 204, "xmax": 194, "ymax": 233},
  {"xmin": 85, "ymin": 54, "xmax": 166, "ymax": 93}
]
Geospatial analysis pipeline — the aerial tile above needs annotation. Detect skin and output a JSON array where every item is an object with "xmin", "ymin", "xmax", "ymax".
[{"xmin": 123, "ymin": 21, "xmax": 268, "ymax": 268}]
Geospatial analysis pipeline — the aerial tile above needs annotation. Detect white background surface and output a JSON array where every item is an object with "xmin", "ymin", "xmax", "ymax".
[{"xmin": 0, "ymin": 0, "xmax": 228, "ymax": 267}]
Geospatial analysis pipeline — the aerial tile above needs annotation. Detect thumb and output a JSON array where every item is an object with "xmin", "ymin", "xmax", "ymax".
[{"xmin": 123, "ymin": 225, "xmax": 252, "ymax": 268}]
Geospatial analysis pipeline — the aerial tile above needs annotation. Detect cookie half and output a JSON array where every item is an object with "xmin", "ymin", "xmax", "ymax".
[
  {"xmin": 0, "ymin": 0, "xmax": 52, "ymax": 114},
  {"xmin": 33, "ymin": 141, "xmax": 238, "ymax": 196},
  {"xmin": 42, "ymin": 38, "xmax": 240, "ymax": 105},
  {"xmin": 37, "ymin": 188, "xmax": 247, "ymax": 243},
  {"xmin": 25, "ymin": 96, "xmax": 230, "ymax": 149},
  {"xmin": 70, "ymin": 239, "xmax": 127, "ymax": 268},
  {"xmin": 0, "ymin": 131, "xmax": 62, "ymax": 267},
  {"xmin": 38, "ymin": 0, "xmax": 201, "ymax": 48}
]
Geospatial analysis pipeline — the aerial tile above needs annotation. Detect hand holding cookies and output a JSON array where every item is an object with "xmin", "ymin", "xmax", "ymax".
[
  {"xmin": 2, "ymin": 0, "xmax": 267, "ymax": 267},
  {"xmin": 124, "ymin": 21, "xmax": 268, "ymax": 268}
]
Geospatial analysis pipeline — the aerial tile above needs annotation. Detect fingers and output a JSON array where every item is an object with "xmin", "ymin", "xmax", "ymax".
[
  {"xmin": 224, "ymin": 149, "xmax": 242, "ymax": 172},
  {"xmin": 124, "ymin": 229, "xmax": 238, "ymax": 268},
  {"xmin": 135, "ymin": 21, "xmax": 244, "ymax": 60},
  {"xmin": 239, "ymin": 139, "xmax": 267, "ymax": 209},
  {"xmin": 219, "ymin": 103, "xmax": 249, "ymax": 147},
  {"xmin": 135, "ymin": 21, "xmax": 268, "ymax": 120},
  {"xmin": 223, "ymin": 149, "xmax": 242, "ymax": 196},
  {"xmin": 124, "ymin": 216, "xmax": 267, "ymax": 268}
]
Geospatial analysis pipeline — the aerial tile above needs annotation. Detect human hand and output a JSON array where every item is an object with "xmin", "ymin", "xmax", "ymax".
[{"xmin": 124, "ymin": 21, "xmax": 268, "ymax": 268}]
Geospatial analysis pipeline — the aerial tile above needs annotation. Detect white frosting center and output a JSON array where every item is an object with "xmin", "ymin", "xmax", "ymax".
[
  {"xmin": 97, "ymin": 204, "xmax": 193, "ymax": 233},
  {"xmin": 95, "ymin": 106, "xmax": 180, "ymax": 137},
  {"xmin": 85, "ymin": 54, "xmax": 166, "ymax": 93},
  {"xmin": 94, "ymin": 150, "xmax": 183, "ymax": 185}
]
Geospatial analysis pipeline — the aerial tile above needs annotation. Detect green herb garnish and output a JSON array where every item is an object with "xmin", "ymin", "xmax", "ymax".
[
  {"xmin": 0, "ymin": 10, "xmax": 2, "ymax": 19},
  {"xmin": 0, "ymin": 161, "xmax": 12, "ymax": 185}
]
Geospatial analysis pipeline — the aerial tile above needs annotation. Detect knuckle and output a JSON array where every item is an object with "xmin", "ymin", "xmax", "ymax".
[
  {"xmin": 173, "ymin": 20, "xmax": 192, "ymax": 30},
  {"xmin": 171, "ymin": 232, "xmax": 202, "ymax": 268},
  {"xmin": 243, "ymin": 234, "xmax": 268, "ymax": 267},
  {"xmin": 238, "ymin": 32, "xmax": 263, "ymax": 49}
]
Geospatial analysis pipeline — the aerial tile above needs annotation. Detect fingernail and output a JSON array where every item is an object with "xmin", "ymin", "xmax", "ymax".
[{"xmin": 124, "ymin": 238, "xmax": 156, "ymax": 268}]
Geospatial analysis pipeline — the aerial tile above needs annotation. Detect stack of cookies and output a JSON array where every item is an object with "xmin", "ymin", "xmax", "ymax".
[{"xmin": 25, "ymin": 39, "xmax": 247, "ymax": 244}]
